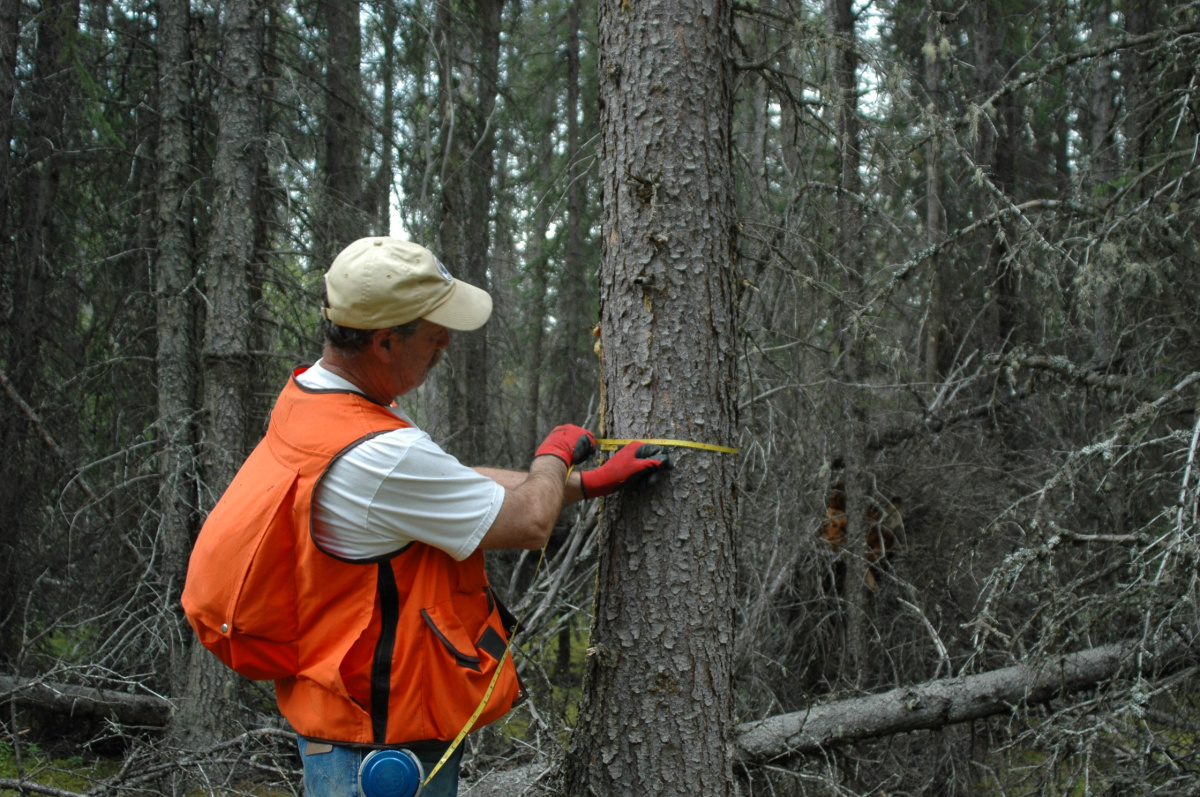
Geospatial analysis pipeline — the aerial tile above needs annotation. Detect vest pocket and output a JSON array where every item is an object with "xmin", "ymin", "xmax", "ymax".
[{"xmin": 420, "ymin": 604, "xmax": 482, "ymax": 671}]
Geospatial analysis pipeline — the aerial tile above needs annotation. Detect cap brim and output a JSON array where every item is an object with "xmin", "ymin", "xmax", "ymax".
[{"xmin": 422, "ymin": 280, "xmax": 493, "ymax": 331}]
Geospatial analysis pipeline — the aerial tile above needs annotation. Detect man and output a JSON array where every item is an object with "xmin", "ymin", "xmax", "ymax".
[{"xmin": 182, "ymin": 237, "xmax": 670, "ymax": 797}]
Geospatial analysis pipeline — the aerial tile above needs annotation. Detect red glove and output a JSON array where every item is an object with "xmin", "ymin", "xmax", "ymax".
[
  {"xmin": 535, "ymin": 424, "xmax": 596, "ymax": 467},
  {"xmin": 579, "ymin": 443, "xmax": 673, "ymax": 498}
]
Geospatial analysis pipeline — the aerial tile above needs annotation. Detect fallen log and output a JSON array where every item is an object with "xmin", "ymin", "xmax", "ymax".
[
  {"xmin": 735, "ymin": 638, "xmax": 1196, "ymax": 762},
  {"xmin": 0, "ymin": 674, "xmax": 172, "ymax": 727}
]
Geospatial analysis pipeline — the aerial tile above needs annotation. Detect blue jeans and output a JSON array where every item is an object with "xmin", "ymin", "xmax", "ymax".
[{"xmin": 297, "ymin": 736, "xmax": 463, "ymax": 797}]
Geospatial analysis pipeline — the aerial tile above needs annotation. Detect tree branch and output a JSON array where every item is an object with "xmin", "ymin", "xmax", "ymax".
[{"xmin": 0, "ymin": 367, "xmax": 103, "ymax": 506}]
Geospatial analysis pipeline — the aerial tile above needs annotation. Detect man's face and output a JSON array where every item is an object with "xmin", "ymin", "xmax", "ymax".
[{"xmin": 393, "ymin": 319, "xmax": 450, "ymax": 395}]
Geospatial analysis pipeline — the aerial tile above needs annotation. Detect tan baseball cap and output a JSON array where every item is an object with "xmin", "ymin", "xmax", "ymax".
[{"xmin": 322, "ymin": 237, "xmax": 493, "ymax": 331}]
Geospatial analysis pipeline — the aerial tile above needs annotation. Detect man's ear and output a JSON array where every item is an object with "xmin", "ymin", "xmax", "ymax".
[{"xmin": 370, "ymin": 328, "xmax": 395, "ymax": 360}]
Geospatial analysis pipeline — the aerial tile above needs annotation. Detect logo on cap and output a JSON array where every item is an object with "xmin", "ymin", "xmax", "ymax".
[{"xmin": 434, "ymin": 257, "xmax": 454, "ymax": 283}]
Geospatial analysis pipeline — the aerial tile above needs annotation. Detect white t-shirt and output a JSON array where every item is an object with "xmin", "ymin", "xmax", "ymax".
[{"xmin": 295, "ymin": 362, "xmax": 505, "ymax": 562}]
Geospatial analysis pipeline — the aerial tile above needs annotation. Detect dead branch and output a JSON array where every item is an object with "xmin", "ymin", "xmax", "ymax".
[
  {"xmin": 985, "ymin": 352, "xmax": 1157, "ymax": 403},
  {"xmin": 0, "ymin": 367, "xmax": 103, "ymax": 506},
  {"xmin": 0, "ymin": 778, "xmax": 82, "ymax": 797},
  {"xmin": 734, "ymin": 637, "xmax": 1196, "ymax": 763},
  {"xmin": 866, "ymin": 388, "xmax": 1030, "ymax": 452},
  {"xmin": 976, "ymin": 21, "xmax": 1200, "ymax": 118}
]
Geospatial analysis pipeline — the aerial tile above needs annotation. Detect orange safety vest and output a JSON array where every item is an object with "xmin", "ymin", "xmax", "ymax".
[{"xmin": 181, "ymin": 369, "xmax": 521, "ymax": 745}]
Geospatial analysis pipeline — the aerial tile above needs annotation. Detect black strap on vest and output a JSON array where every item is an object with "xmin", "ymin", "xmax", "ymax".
[{"xmin": 371, "ymin": 563, "xmax": 401, "ymax": 743}]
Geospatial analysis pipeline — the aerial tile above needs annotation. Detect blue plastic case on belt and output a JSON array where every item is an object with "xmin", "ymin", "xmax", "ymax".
[{"xmin": 358, "ymin": 749, "xmax": 424, "ymax": 797}]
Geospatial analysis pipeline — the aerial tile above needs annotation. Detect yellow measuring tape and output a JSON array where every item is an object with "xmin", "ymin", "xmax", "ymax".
[
  {"xmin": 596, "ymin": 437, "xmax": 739, "ymax": 454},
  {"xmin": 422, "ymin": 438, "xmax": 739, "ymax": 785}
]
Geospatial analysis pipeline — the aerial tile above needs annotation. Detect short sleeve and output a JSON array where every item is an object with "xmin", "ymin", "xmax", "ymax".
[{"xmin": 312, "ymin": 428, "xmax": 504, "ymax": 562}]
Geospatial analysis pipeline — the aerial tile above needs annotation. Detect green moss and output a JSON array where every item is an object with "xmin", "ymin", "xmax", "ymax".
[{"xmin": 0, "ymin": 742, "xmax": 122, "ymax": 795}]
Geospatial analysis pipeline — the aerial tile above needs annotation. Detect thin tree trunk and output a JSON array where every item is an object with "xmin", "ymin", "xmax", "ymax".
[
  {"xmin": 315, "ymin": 0, "xmax": 368, "ymax": 267},
  {"xmin": 828, "ymin": 0, "xmax": 872, "ymax": 686},
  {"xmin": 1088, "ymin": 0, "xmax": 1117, "ymax": 366},
  {"xmin": 172, "ymin": 0, "xmax": 266, "ymax": 754},
  {"xmin": 437, "ymin": 0, "xmax": 503, "ymax": 464},
  {"xmin": 520, "ymin": 87, "xmax": 556, "ymax": 458},
  {"xmin": 923, "ymin": 10, "xmax": 947, "ymax": 384},
  {"xmin": 973, "ymin": 0, "xmax": 1021, "ymax": 348},
  {"xmin": 375, "ymin": 0, "xmax": 399, "ymax": 236},
  {"xmin": 0, "ymin": 0, "xmax": 21, "ymax": 666},
  {"xmin": 0, "ymin": 0, "xmax": 17, "ymax": 248},
  {"xmin": 550, "ymin": 0, "xmax": 591, "ymax": 425},
  {"xmin": 153, "ymin": 0, "xmax": 199, "ymax": 692},
  {"xmin": 1120, "ymin": 0, "xmax": 1155, "ymax": 177},
  {"xmin": 558, "ymin": 0, "xmax": 738, "ymax": 790}
]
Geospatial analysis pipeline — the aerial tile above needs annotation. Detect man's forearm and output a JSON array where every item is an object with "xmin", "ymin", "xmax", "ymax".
[{"xmin": 475, "ymin": 465, "xmax": 585, "ymax": 504}]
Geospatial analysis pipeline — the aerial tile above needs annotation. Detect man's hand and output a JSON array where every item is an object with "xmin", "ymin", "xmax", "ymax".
[
  {"xmin": 534, "ymin": 424, "xmax": 596, "ymax": 467},
  {"xmin": 579, "ymin": 443, "xmax": 673, "ymax": 498}
]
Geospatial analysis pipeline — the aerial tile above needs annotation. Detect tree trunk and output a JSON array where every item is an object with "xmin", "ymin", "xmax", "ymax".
[
  {"xmin": 1, "ymin": 0, "xmax": 78, "ymax": 665},
  {"xmin": 1087, "ymin": 0, "xmax": 1117, "ymax": 366},
  {"xmin": 923, "ymin": 9, "xmax": 947, "ymax": 384},
  {"xmin": 828, "ymin": 0, "xmax": 873, "ymax": 686},
  {"xmin": 973, "ymin": 0, "xmax": 1021, "ymax": 348},
  {"xmin": 558, "ymin": 0, "xmax": 738, "ymax": 790},
  {"xmin": 519, "ymin": 87, "xmax": 556, "ymax": 458},
  {"xmin": 1120, "ymin": 0, "xmax": 1155, "ymax": 177},
  {"xmin": 549, "ymin": 0, "xmax": 592, "ymax": 425},
  {"xmin": 375, "ymin": 0, "xmax": 399, "ymax": 236},
  {"xmin": 154, "ymin": 0, "xmax": 199, "ymax": 691},
  {"xmin": 437, "ymin": 0, "xmax": 503, "ymax": 464},
  {"xmin": 314, "ymin": 0, "xmax": 368, "ymax": 268},
  {"xmin": 0, "ymin": 0, "xmax": 22, "ymax": 667},
  {"xmin": 0, "ymin": 0, "xmax": 16, "ymax": 247},
  {"xmin": 171, "ymin": 0, "xmax": 267, "ymax": 754}
]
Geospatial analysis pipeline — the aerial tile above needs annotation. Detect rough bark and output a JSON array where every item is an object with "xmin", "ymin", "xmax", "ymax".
[
  {"xmin": 173, "ymin": 0, "xmax": 267, "ymax": 752},
  {"xmin": 437, "ymin": 0, "xmax": 503, "ymax": 464},
  {"xmin": 154, "ymin": 0, "xmax": 199, "ymax": 690},
  {"xmin": 558, "ymin": 0, "xmax": 739, "ymax": 790}
]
